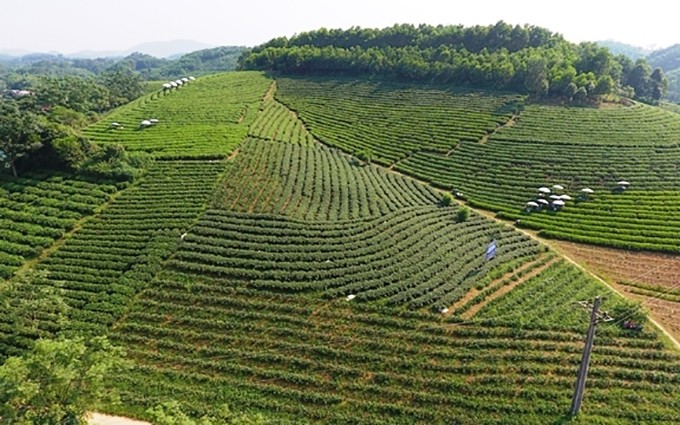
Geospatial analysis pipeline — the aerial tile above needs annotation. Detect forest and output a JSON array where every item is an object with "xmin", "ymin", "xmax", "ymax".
[{"xmin": 240, "ymin": 22, "xmax": 667, "ymax": 104}]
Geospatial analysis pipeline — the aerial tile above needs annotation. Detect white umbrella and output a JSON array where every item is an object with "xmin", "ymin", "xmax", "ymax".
[
  {"xmin": 170, "ymin": 81, "xmax": 178, "ymax": 87},
  {"xmin": 560, "ymin": 195, "xmax": 572, "ymax": 201},
  {"xmin": 149, "ymin": 118, "xmax": 159, "ymax": 124},
  {"xmin": 552, "ymin": 184, "xmax": 564, "ymax": 190},
  {"xmin": 140, "ymin": 120, "xmax": 152, "ymax": 126},
  {"xmin": 552, "ymin": 200, "xmax": 566, "ymax": 207},
  {"xmin": 538, "ymin": 187, "xmax": 551, "ymax": 194},
  {"xmin": 346, "ymin": 294, "xmax": 356, "ymax": 301},
  {"xmin": 581, "ymin": 188, "xmax": 594, "ymax": 194},
  {"xmin": 181, "ymin": 77, "xmax": 190, "ymax": 82},
  {"xmin": 537, "ymin": 199, "xmax": 550, "ymax": 205},
  {"xmin": 189, "ymin": 76, "xmax": 196, "ymax": 81},
  {"xmin": 617, "ymin": 181, "xmax": 630, "ymax": 186},
  {"xmin": 549, "ymin": 194, "xmax": 561, "ymax": 200},
  {"xmin": 162, "ymin": 83, "xmax": 172, "ymax": 89},
  {"xmin": 526, "ymin": 201, "xmax": 539, "ymax": 208}
]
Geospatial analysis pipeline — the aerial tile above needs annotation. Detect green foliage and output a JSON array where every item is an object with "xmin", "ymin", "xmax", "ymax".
[
  {"xmin": 278, "ymin": 76, "xmax": 680, "ymax": 253},
  {"xmin": 100, "ymin": 68, "xmax": 145, "ymax": 107},
  {"xmin": 609, "ymin": 301, "xmax": 648, "ymax": 328},
  {"xmin": 456, "ymin": 206, "xmax": 470, "ymax": 222},
  {"xmin": 147, "ymin": 401, "xmax": 266, "ymax": 425},
  {"xmin": 0, "ymin": 99, "xmax": 46, "ymax": 176},
  {"xmin": 241, "ymin": 22, "xmax": 663, "ymax": 104},
  {"xmin": 79, "ymin": 143, "xmax": 153, "ymax": 181},
  {"xmin": 0, "ymin": 336, "xmax": 127, "ymax": 425},
  {"xmin": 355, "ymin": 147, "xmax": 372, "ymax": 164},
  {"xmin": 440, "ymin": 192, "xmax": 454, "ymax": 206},
  {"xmin": 49, "ymin": 134, "xmax": 93, "ymax": 170},
  {"xmin": 82, "ymin": 72, "xmax": 271, "ymax": 159}
]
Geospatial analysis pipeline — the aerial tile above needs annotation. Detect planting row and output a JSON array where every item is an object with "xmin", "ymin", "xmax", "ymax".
[
  {"xmin": 213, "ymin": 138, "xmax": 440, "ymax": 221},
  {"xmin": 276, "ymin": 76, "xmax": 521, "ymax": 165},
  {"xmin": 0, "ymin": 173, "xmax": 119, "ymax": 278},
  {"xmin": 83, "ymin": 72, "xmax": 271, "ymax": 158},
  {"xmin": 171, "ymin": 206, "xmax": 542, "ymax": 310},
  {"xmin": 107, "ymin": 269, "xmax": 680, "ymax": 424},
  {"xmin": 0, "ymin": 161, "xmax": 226, "ymax": 356}
]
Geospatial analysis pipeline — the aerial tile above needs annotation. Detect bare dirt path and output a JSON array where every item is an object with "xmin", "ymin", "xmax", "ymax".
[{"xmin": 88, "ymin": 413, "xmax": 150, "ymax": 425}]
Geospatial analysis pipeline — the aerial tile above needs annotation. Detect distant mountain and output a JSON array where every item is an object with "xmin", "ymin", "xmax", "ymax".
[
  {"xmin": 1, "ymin": 40, "xmax": 215, "ymax": 60},
  {"xmin": 68, "ymin": 50, "xmax": 123, "ymax": 59},
  {"xmin": 647, "ymin": 44, "xmax": 680, "ymax": 72},
  {"xmin": 123, "ymin": 39, "xmax": 215, "ymax": 58},
  {"xmin": 597, "ymin": 40, "xmax": 649, "ymax": 59}
]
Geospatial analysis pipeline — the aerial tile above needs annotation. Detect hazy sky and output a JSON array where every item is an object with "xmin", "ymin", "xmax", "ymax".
[{"xmin": 2, "ymin": 0, "xmax": 677, "ymax": 53}]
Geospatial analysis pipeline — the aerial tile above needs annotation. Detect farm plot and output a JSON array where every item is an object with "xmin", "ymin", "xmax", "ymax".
[
  {"xmin": 109, "ymin": 269, "xmax": 680, "ymax": 424},
  {"xmin": 83, "ymin": 72, "xmax": 271, "ymax": 158},
  {"xmin": 0, "ymin": 161, "xmax": 226, "ymax": 356},
  {"xmin": 274, "ymin": 76, "xmax": 680, "ymax": 252},
  {"xmin": 248, "ymin": 87, "xmax": 315, "ymax": 145},
  {"xmin": 213, "ymin": 138, "xmax": 439, "ymax": 220},
  {"xmin": 171, "ymin": 207, "xmax": 542, "ymax": 310},
  {"xmin": 0, "ymin": 173, "xmax": 119, "ymax": 278},
  {"xmin": 276, "ymin": 76, "xmax": 522, "ymax": 165}
]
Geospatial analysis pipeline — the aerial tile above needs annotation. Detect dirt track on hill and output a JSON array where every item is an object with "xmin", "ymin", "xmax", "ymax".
[{"xmin": 88, "ymin": 413, "xmax": 149, "ymax": 425}]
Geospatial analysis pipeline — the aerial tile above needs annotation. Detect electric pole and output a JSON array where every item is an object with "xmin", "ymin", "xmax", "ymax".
[{"xmin": 570, "ymin": 296, "xmax": 612, "ymax": 416}]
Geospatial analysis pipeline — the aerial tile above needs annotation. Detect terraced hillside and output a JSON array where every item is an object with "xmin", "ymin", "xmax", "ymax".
[
  {"xmin": 1, "ymin": 71, "xmax": 680, "ymax": 425},
  {"xmin": 0, "ymin": 173, "xmax": 120, "ymax": 278},
  {"xmin": 83, "ymin": 71, "xmax": 271, "ymax": 158},
  {"xmin": 276, "ymin": 77, "xmax": 680, "ymax": 253}
]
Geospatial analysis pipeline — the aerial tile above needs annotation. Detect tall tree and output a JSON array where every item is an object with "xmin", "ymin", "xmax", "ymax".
[
  {"xmin": 0, "ymin": 100, "xmax": 45, "ymax": 177},
  {"xmin": 650, "ymin": 68, "xmax": 668, "ymax": 103}
]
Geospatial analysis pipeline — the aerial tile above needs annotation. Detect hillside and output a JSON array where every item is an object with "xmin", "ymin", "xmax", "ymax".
[{"xmin": 0, "ymin": 70, "xmax": 679, "ymax": 424}]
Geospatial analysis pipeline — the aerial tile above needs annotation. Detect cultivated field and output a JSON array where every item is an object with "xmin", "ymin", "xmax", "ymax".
[
  {"xmin": 1, "ymin": 72, "xmax": 679, "ymax": 424},
  {"xmin": 276, "ymin": 77, "xmax": 680, "ymax": 253}
]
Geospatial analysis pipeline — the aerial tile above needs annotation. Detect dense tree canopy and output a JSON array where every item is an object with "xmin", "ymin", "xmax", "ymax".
[
  {"xmin": 240, "ymin": 22, "xmax": 666, "ymax": 103},
  {"xmin": 0, "ymin": 336, "xmax": 126, "ymax": 425}
]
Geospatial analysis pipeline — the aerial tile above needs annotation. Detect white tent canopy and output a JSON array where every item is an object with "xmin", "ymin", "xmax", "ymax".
[
  {"xmin": 552, "ymin": 200, "xmax": 566, "ymax": 206},
  {"xmin": 537, "ymin": 199, "xmax": 550, "ymax": 205},
  {"xmin": 538, "ymin": 187, "xmax": 551, "ymax": 194},
  {"xmin": 140, "ymin": 120, "xmax": 152, "ymax": 126},
  {"xmin": 560, "ymin": 195, "xmax": 572, "ymax": 201},
  {"xmin": 549, "ymin": 194, "xmax": 561, "ymax": 200},
  {"xmin": 552, "ymin": 184, "xmax": 564, "ymax": 190},
  {"xmin": 526, "ymin": 201, "xmax": 540, "ymax": 208},
  {"xmin": 617, "ymin": 181, "xmax": 630, "ymax": 186},
  {"xmin": 581, "ymin": 188, "xmax": 594, "ymax": 194}
]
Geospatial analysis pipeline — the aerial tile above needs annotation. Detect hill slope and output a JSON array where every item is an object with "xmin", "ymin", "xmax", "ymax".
[
  {"xmin": 276, "ymin": 76, "xmax": 680, "ymax": 253},
  {"xmin": 0, "ymin": 71, "xmax": 679, "ymax": 424}
]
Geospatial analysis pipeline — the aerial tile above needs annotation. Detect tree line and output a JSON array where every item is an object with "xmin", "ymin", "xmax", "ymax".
[
  {"xmin": 0, "ymin": 68, "xmax": 149, "ymax": 178},
  {"xmin": 239, "ymin": 22, "xmax": 667, "ymax": 104}
]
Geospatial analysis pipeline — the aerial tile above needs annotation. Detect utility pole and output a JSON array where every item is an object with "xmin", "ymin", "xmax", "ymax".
[{"xmin": 570, "ymin": 296, "xmax": 611, "ymax": 416}]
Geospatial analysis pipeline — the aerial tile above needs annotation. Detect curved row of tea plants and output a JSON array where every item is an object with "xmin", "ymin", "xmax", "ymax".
[
  {"xmin": 276, "ymin": 76, "xmax": 522, "ymax": 165},
  {"xmin": 493, "ymin": 103, "xmax": 680, "ymax": 146},
  {"xmin": 214, "ymin": 138, "xmax": 439, "ymax": 221},
  {"xmin": 82, "ymin": 72, "xmax": 271, "ymax": 158},
  {"xmin": 108, "ymin": 269, "xmax": 680, "ymax": 424},
  {"xmin": 398, "ymin": 139, "xmax": 680, "ymax": 252},
  {"xmin": 248, "ymin": 91, "xmax": 315, "ymax": 145},
  {"xmin": 171, "ymin": 206, "xmax": 542, "ymax": 310},
  {"xmin": 275, "ymin": 76, "xmax": 680, "ymax": 252},
  {"xmin": 0, "ymin": 173, "xmax": 119, "ymax": 278},
  {"xmin": 0, "ymin": 161, "xmax": 226, "ymax": 356}
]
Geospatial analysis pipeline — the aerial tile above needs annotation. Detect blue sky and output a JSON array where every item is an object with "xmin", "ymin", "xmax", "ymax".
[{"xmin": 2, "ymin": 0, "xmax": 676, "ymax": 53}]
